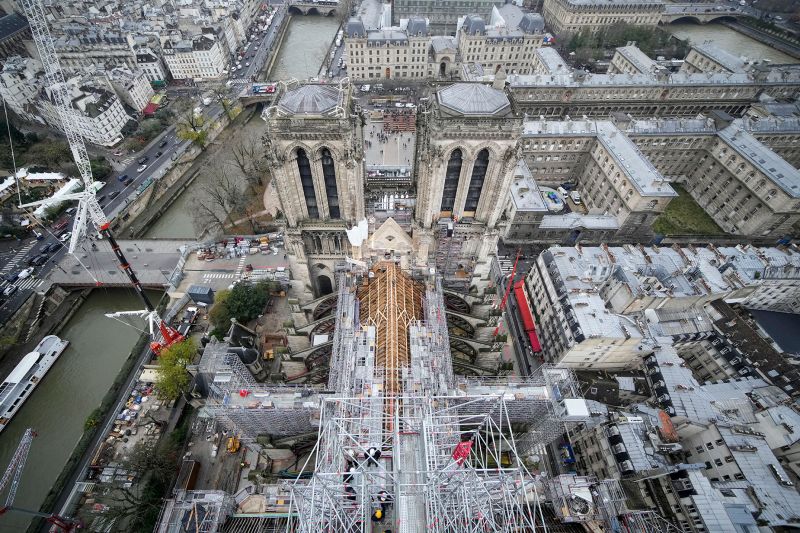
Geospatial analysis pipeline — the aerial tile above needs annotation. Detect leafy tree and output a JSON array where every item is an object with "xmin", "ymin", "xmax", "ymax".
[
  {"xmin": 208, "ymin": 289, "xmax": 232, "ymax": 331},
  {"xmin": 176, "ymin": 110, "xmax": 210, "ymax": 150},
  {"xmin": 154, "ymin": 338, "xmax": 195, "ymax": 401},
  {"xmin": 226, "ymin": 281, "xmax": 270, "ymax": 323},
  {"xmin": 84, "ymin": 407, "xmax": 103, "ymax": 430},
  {"xmin": 90, "ymin": 157, "xmax": 113, "ymax": 180}
]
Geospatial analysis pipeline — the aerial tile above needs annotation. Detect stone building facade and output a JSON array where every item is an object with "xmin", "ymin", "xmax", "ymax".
[
  {"xmin": 413, "ymin": 81, "xmax": 523, "ymax": 291},
  {"xmin": 261, "ymin": 81, "xmax": 365, "ymax": 298},
  {"xmin": 345, "ymin": 17, "xmax": 432, "ymax": 81},
  {"xmin": 542, "ymin": 0, "xmax": 663, "ymax": 35}
]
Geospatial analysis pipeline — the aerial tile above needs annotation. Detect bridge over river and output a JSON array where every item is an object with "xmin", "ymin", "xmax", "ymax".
[{"xmin": 47, "ymin": 239, "xmax": 188, "ymax": 289}]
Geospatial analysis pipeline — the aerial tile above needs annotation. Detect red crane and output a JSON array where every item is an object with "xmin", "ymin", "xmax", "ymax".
[
  {"xmin": 493, "ymin": 249, "xmax": 521, "ymax": 337},
  {"xmin": 0, "ymin": 429, "xmax": 78, "ymax": 531}
]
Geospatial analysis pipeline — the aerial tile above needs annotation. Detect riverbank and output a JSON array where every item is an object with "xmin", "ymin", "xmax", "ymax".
[{"xmin": 29, "ymin": 291, "xmax": 169, "ymax": 532}]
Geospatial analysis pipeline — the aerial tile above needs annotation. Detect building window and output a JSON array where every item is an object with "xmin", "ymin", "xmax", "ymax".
[
  {"xmin": 441, "ymin": 148, "xmax": 462, "ymax": 213},
  {"xmin": 320, "ymin": 148, "xmax": 339, "ymax": 219},
  {"xmin": 464, "ymin": 148, "xmax": 489, "ymax": 213},
  {"xmin": 297, "ymin": 148, "xmax": 318, "ymax": 218}
]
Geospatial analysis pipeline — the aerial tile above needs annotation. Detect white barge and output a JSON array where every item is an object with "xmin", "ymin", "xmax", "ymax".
[{"xmin": 0, "ymin": 335, "xmax": 69, "ymax": 433}]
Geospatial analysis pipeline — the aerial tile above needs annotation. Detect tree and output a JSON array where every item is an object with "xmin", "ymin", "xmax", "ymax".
[
  {"xmin": 100, "ymin": 440, "xmax": 180, "ymax": 531},
  {"xmin": 208, "ymin": 282, "xmax": 271, "ymax": 333},
  {"xmin": 191, "ymin": 161, "xmax": 247, "ymax": 237},
  {"xmin": 154, "ymin": 338, "xmax": 195, "ymax": 401},
  {"xmin": 20, "ymin": 139, "xmax": 72, "ymax": 171},
  {"xmin": 90, "ymin": 157, "xmax": 113, "ymax": 180},
  {"xmin": 208, "ymin": 289, "xmax": 232, "ymax": 331},
  {"xmin": 226, "ymin": 281, "xmax": 270, "ymax": 323},
  {"xmin": 211, "ymin": 85, "xmax": 238, "ymax": 121},
  {"xmin": 176, "ymin": 109, "xmax": 210, "ymax": 150},
  {"xmin": 230, "ymin": 133, "xmax": 268, "ymax": 193}
]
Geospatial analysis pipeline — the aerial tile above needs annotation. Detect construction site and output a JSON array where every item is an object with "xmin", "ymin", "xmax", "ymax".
[{"xmin": 150, "ymin": 261, "xmax": 683, "ymax": 532}]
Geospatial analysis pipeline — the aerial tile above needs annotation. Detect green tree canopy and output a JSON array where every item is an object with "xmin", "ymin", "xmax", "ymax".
[
  {"xmin": 208, "ymin": 282, "xmax": 272, "ymax": 333},
  {"xmin": 154, "ymin": 338, "xmax": 195, "ymax": 401}
]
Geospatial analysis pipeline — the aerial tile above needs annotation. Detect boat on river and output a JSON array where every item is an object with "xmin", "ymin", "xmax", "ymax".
[{"xmin": 0, "ymin": 335, "xmax": 69, "ymax": 433}]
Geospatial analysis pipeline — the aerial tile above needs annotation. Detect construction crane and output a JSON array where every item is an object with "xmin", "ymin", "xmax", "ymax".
[
  {"xmin": 18, "ymin": 0, "xmax": 184, "ymax": 355},
  {"xmin": 0, "ymin": 429, "xmax": 76, "ymax": 531}
]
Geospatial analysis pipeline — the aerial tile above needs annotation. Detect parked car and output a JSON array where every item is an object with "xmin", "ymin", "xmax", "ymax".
[
  {"xmin": 109, "ymin": 191, "xmax": 120, "ymax": 200},
  {"xmin": 97, "ymin": 195, "xmax": 107, "ymax": 204},
  {"xmin": 3, "ymin": 285, "xmax": 17, "ymax": 298},
  {"xmin": 569, "ymin": 191, "xmax": 582, "ymax": 205},
  {"xmin": 158, "ymin": 140, "xmax": 169, "ymax": 148},
  {"xmin": 59, "ymin": 232, "xmax": 72, "ymax": 243},
  {"xmin": 156, "ymin": 151, "xmax": 163, "ymax": 157},
  {"xmin": 124, "ymin": 178, "xmax": 134, "ymax": 186},
  {"xmin": 117, "ymin": 173, "xmax": 129, "ymax": 182},
  {"xmin": 137, "ymin": 156, "xmax": 149, "ymax": 165},
  {"xmin": 4, "ymin": 272, "xmax": 18, "ymax": 283},
  {"xmin": 137, "ymin": 164, "xmax": 148, "ymax": 173}
]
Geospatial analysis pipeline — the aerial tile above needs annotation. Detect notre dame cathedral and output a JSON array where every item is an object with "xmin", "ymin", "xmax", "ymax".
[{"xmin": 262, "ymin": 77, "xmax": 522, "ymax": 301}]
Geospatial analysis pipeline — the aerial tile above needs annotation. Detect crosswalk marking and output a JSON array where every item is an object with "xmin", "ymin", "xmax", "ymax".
[
  {"xmin": 1, "ymin": 242, "xmax": 37, "ymax": 274},
  {"xmin": 202, "ymin": 273, "xmax": 235, "ymax": 280},
  {"xmin": 235, "ymin": 257, "xmax": 246, "ymax": 281},
  {"xmin": 14, "ymin": 278, "xmax": 44, "ymax": 291}
]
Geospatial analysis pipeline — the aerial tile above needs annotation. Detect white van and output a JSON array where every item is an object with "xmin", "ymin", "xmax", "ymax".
[{"xmin": 570, "ymin": 191, "xmax": 582, "ymax": 205}]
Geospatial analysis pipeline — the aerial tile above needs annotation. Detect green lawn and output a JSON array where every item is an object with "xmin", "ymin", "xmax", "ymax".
[{"xmin": 652, "ymin": 184, "xmax": 726, "ymax": 236}]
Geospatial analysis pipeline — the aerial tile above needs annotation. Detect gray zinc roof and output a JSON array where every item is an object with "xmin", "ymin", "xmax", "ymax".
[
  {"xmin": 518, "ymin": 13, "xmax": 544, "ymax": 34},
  {"xmin": 278, "ymin": 84, "xmax": 342, "ymax": 115},
  {"xmin": 437, "ymin": 83, "xmax": 510, "ymax": 116},
  {"xmin": 462, "ymin": 14, "xmax": 485, "ymax": 36}
]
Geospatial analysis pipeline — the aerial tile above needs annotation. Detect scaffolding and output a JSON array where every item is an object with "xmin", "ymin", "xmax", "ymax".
[
  {"xmin": 285, "ymin": 264, "xmax": 564, "ymax": 532},
  {"xmin": 155, "ymin": 490, "xmax": 233, "ymax": 533}
]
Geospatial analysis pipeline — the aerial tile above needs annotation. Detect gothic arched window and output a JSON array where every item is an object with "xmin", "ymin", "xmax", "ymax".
[
  {"xmin": 321, "ymin": 148, "xmax": 340, "ymax": 219},
  {"xmin": 297, "ymin": 148, "xmax": 318, "ymax": 218},
  {"xmin": 441, "ymin": 149, "xmax": 462, "ymax": 213},
  {"xmin": 464, "ymin": 149, "xmax": 489, "ymax": 213}
]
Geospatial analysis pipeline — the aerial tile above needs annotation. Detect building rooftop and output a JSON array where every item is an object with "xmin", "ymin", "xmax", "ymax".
[
  {"xmin": 277, "ymin": 84, "xmax": 343, "ymax": 116},
  {"xmin": 539, "ymin": 213, "xmax": 620, "ymax": 230},
  {"xmin": 691, "ymin": 42, "xmax": 746, "ymax": 73},
  {"xmin": 596, "ymin": 121, "xmax": 675, "ymax": 198},
  {"xmin": 523, "ymin": 120, "xmax": 675, "ymax": 197},
  {"xmin": 437, "ymin": 83, "xmax": 510, "ymax": 116},
  {"xmin": 534, "ymin": 47, "xmax": 569, "ymax": 74},
  {"xmin": 560, "ymin": 0, "xmax": 662, "ymax": 4},
  {"xmin": 717, "ymin": 125, "xmax": 800, "ymax": 198},
  {"xmin": 509, "ymin": 160, "xmax": 547, "ymax": 212},
  {"xmin": 430, "ymin": 36, "xmax": 457, "ymax": 54},
  {"xmin": 0, "ymin": 13, "xmax": 29, "ymax": 41},
  {"xmin": 615, "ymin": 45, "xmax": 660, "ymax": 75}
]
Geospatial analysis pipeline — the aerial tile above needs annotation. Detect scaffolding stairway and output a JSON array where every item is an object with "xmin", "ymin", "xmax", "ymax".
[{"xmin": 434, "ymin": 219, "xmax": 470, "ymax": 293}]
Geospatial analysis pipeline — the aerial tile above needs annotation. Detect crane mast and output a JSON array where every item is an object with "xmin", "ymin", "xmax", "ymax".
[
  {"xmin": 19, "ymin": 0, "xmax": 105, "ymax": 253},
  {"xmin": 0, "ymin": 429, "xmax": 76, "ymax": 531},
  {"xmin": 18, "ymin": 0, "xmax": 184, "ymax": 353}
]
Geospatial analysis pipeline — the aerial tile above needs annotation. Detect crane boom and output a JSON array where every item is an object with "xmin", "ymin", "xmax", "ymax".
[
  {"xmin": 0, "ymin": 428, "xmax": 34, "ymax": 508},
  {"xmin": 19, "ymin": 0, "xmax": 184, "ymax": 354}
]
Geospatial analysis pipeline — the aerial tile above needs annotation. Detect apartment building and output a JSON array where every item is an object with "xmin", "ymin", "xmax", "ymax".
[
  {"xmin": 39, "ymin": 78, "xmax": 132, "ymax": 147},
  {"xmin": 162, "ymin": 33, "xmax": 228, "ymax": 80},
  {"xmin": 457, "ymin": 12, "xmax": 546, "ymax": 76},
  {"xmin": 53, "ymin": 31, "xmax": 138, "ymax": 73},
  {"xmin": 135, "ymin": 47, "xmax": 168, "ymax": 84},
  {"xmin": 106, "ymin": 67, "xmax": 154, "ymax": 113},
  {"xmin": 0, "ymin": 56, "xmax": 45, "ymax": 124},
  {"xmin": 345, "ymin": 17, "xmax": 431, "ymax": 81},
  {"xmin": 392, "ymin": 0, "xmax": 503, "ymax": 34},
  {"xmin": 524, "ymin": 244, "xmax": 800, "ymax": 370},
  {"xmin": 542, "ymin": 0, "xmax": 663, "ymax": 35}
]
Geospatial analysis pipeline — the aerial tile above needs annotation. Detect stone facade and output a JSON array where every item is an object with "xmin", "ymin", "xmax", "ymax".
[
  {"xmin": 542, "ymin": 0, "xmax": 663, "ymax": 35},
  {"xmin": 261, "ymin": 81, "xmax": 365, "ymax": 298}
]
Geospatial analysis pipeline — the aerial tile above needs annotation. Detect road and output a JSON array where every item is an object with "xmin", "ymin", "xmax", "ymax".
[{"xmin": 0, "ymin": 4, "xmax": 293, "ymax": 326}]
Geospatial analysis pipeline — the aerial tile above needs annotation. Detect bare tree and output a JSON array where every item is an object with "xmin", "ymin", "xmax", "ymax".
[
  {"xmin": 210, "ymin": 84, "xmax": 238, "ymax": 120},
  {"xmin": 192, "ymin": 161, "xmax": 247, "ymax": 238},
  {"xmin": 176, "ymin": 109, "xmax": 210, "ymax": 150},
  {"xmin": 336, "ymin": 0, "xmax": 352, "ymax": 24},
  {"xmin": 229, "ymin": 133, "xmax": 269, "ymax": 193}
]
